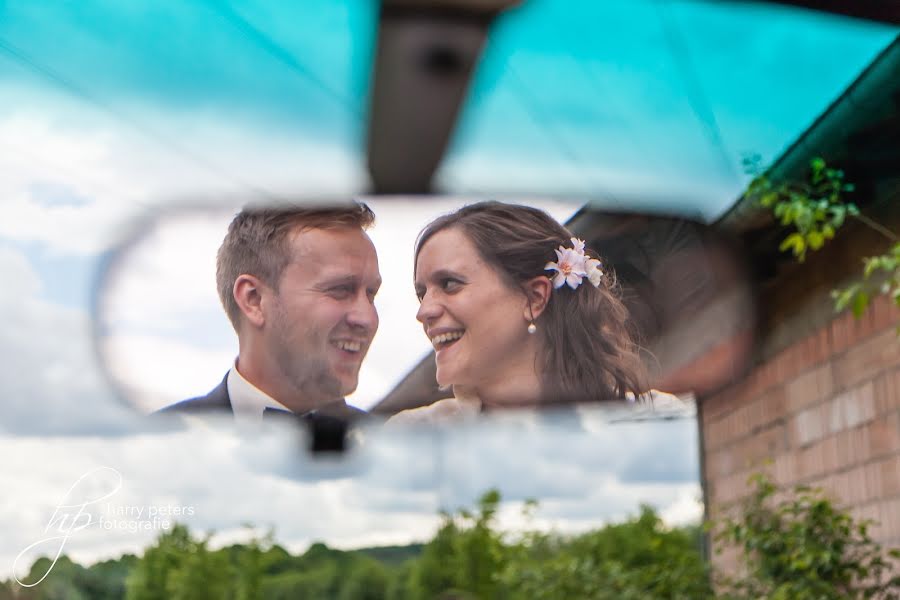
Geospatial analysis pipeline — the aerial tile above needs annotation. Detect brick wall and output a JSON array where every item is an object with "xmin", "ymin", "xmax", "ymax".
[{"xmin": 700, "ymin": 292, "xmax": 900, "ymax": 573}]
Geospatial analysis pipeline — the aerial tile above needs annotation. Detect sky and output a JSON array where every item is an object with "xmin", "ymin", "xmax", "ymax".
[
  {"xmin": 3, "ymin": 414, "xmax": 702, "ymax": 582},
  {"xmin": 0, "ymin": 0, "xmax": 897, "ymax": 581}
]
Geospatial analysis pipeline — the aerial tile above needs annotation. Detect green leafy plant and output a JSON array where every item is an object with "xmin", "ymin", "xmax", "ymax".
[
  {"xmin": 712, "ymin": 472, "xmax": 900, "ymax": 599},
  {"xmin": 744, "ymin": 155, "xmax": 858, "ymax": 263},
  {"xmin": 745, "ymin": 155, "xmax": 900, "ymax": 320},
  {"xmin": 833, "ymin": 242, "xmax": 900, "ymax": 319}
]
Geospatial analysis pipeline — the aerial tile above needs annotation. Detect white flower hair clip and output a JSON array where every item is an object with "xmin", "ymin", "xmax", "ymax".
[{"xmin": 545, "ymin": 237, "xmax": 604, "ymax": 290}]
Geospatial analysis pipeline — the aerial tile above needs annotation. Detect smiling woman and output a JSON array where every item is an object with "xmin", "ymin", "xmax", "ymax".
[{"xmin": 393, "ymin": 201, "xmax": 647, "ymax": 422}]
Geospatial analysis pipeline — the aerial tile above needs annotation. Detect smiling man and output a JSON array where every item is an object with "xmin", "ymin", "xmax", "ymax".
[{"xmin": 158, "ymin": 202, "xmax": 381, "ymax": 428}]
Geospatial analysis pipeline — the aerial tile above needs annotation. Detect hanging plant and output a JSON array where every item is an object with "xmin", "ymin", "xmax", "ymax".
[{"xmin": 744, "ymin": 155, "xmax": 900, "ymax": 321}]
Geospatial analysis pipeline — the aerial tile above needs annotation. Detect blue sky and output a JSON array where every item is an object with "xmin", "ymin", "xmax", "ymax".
[{"xmin": 0, "ymin": 0, "xmax": 896, "ymax": 574}]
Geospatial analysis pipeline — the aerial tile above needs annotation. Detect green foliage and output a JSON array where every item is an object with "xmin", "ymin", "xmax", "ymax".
[
  {"xmin": 744, "ymin": 154, "xmax": 858, "ymax": 263},
  {"xmin": 713, "ymin": 472, "xmax": 900, "ymax": 599},
  {"xmin": 402, "ymin": 490, "xmax": 711, "ymax": 600},
  {"xmin": 83, "ymin": 556, "xmax": 140, "ymax": 600},
  {"xmin": 15, "ymin": 555, "xmax": 91, "ymax": 600},
  {"xmin": 747, "ymin": 155, "xmax": 900, "ymax": 323},
  {"xmin": 125, "ymin": 523, "xmax": 193, "ymax": 600},
  {"xmin": 831, "ymin": 241, "xmax": 900, "ymax": 323},
  {"xmin": 233, "ymin": 528, "xmax": 273, "ymax": 600},
  {"xmin": 353, "ymin": 543, "xmax": 425, "ymax": 566},
  {"xmin": 5, "ymin": 493, "xmax": 713, "ymax": 600},
  {"xmin": 499, "ymin": 505, "xmax": 712, "ymax": 600},
  {"xmin": 5, "ymin": 553, "xmax": 140, "ymax": 600},
  {"xmin": 337, "ymin": 558, "xmax": 390, "ymax": 600},
  {"xmin": 166, "ymin": 535, "xmax": 233, "ymax": 600}
]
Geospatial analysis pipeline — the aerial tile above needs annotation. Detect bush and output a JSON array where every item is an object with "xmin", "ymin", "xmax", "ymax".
[{"xmin": 713, "ymin": 472, "xmax": 900, "ymax": 599}]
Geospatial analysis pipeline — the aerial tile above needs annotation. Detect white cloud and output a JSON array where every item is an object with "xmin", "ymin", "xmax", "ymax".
[
  {"xmin": 101, "ymin": 333, "xmax": 236, "ymax": 412},
  {"xmin": 0, "ymin": 98, "xmax": 364, "ymax": 258},
  {"xmin": 0, "ymin": 411, "xmax": 701, "ymax": 579},
  {"xmin": 0, "ymin": 243, "xmax": 139, "ymax": 435},
  {"xmin": 100, "ymin": 209, "xmax": 232, "ymax": 331},
  {"xmin": 659, "ymin": 487, "xmax": 705, "ymax": 527}
]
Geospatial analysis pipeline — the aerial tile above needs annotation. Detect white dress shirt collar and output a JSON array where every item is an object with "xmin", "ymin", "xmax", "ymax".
[{"xmin": 227, "ymin": 359, "xmax": 291, "ymax": 425}]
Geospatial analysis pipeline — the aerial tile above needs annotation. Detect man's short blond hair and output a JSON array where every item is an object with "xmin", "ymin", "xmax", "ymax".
[{"xmin": 216, "ymin": 202, "xmax": 375, "ymax": 329}]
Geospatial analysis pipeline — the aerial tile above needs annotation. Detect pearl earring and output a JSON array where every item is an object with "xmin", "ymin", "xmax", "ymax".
[{"xmin": 527, "ymin": 322, "xmax": 537, "ymax": 334}]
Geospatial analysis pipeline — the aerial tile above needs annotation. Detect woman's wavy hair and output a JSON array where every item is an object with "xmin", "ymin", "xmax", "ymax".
[{"xmin": 415, "ymin": 201, "xmax": 647, "ymax": 403}]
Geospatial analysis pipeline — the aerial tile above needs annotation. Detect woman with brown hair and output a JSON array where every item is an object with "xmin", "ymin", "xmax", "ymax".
[{"xmin": 392, "ymin": 201, "xmax": 646, "ymax": 423}]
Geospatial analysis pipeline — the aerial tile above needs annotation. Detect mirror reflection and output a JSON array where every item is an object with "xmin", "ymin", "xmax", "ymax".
[{"xmin": 96, "ymin": 197, "xmax": 754, "ymax": 427}]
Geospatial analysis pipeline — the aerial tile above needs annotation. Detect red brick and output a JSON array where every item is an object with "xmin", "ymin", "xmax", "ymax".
[
  {"xmin": 711, "ymin": 472, "xmax": 739, "ymax": 505},
  {"xmin": 817, "ymin": 327, "xmax": 834, "ymax": 363},
  {"xmin": 820, "ymin": 434, "xmax": 840, "ymax": 472},
  {"xmin": 756, "ymin": 386, "xmax": 787, "ymax": 429},
  {"xmin": 707, "ymin": 448, "xmax": 734, "ymax": 479},
  {"xmin": 801, "ymin": 332, "xmax": 826, "ymax": 371},
  {"xmin": 852, "ymin": 425, "xmax": 873, "ymax": 465},
  {"xmin": 711, "ymin": 424, "xmax": 787, "ymax": 474},
  {"xmin": 702, "ymin": 383, "xmax": 745, "ymax": 423},
  {"xmin": 871, "ymin": 293, "xmax": 900, "ymax": 331},
  {"xmin": 869, "ymin": 413, "xmax": 900, "ymax": 457},
  {"xmin": 754, "ymin": 362, "xmax": 778, "ymax": 397},
  {"xmin": 773, "ymin": 452, "xmax": 796, "ymax": 484},
  {"xmin": 702, "ymin": 391, "xmax": 728, "ymax": 425},
  {"xmin": 881, "ymin": 455, "xmax": 900, "ymax": 497},
  {"xmin": 774, "ymin": 344, "xmax": 803, "ymax": 386},
  {"xmin": 848, "ymin": 381, "xmax": 877, "ymax": 427},
  {"xmin": 705, "ymin": 419, "xmax": 723, "ymax": 451},
  {"xmin": 827, "ymin": 382, "xmax": 877, "ymax": 435},
  {"xmin": 785, "ymin": 363, "xmax": 834, "ymax": 414},
  {"xmin": 737, "ymin": 402, "xmax": 755, "ymax": 437},
  {"xmin": 812, "ymin": 473, "xmax": 838, "ymax": 501},
  {"xmin": 740, "ymin": 369, "xmax": 759, "ymax": 400},
  {"xmin": 847, "ymin": 465, "xmax": 869, "ymax": 504},
  {"xmin": 828, "ymin": 391, "xmax": 849, "ymax": 434},
  {"xmin": 864, "ymin": 462, "xmax": 883, "ymax": 502},
  {"xmin": 832, "ymin": 311, "xmax": 851, "ymax": 355},
  {"xmin": 834, "ymin": 427, "xmax": 871, "ymax": 469},
  {"xmin": 878, "ymin": 498, "xmax": 900, "ymax": 542},
  {"xmin": 873, "ymin": 368, "xmax": 900, "ymax": 416},
  {"xmin": 846, "ymin": 300, "xmax": 878, "ymax": 347},
  {"xmin": 798, "ymin": 444, "xmax": 825, "ymax": 480},
  {"xmin": 833, "ymin": 328, "xmax": 900, "ymax": 390},
  {"xmin": 791, "ymin": 405, "xmax": 825, "ymax": 447}
]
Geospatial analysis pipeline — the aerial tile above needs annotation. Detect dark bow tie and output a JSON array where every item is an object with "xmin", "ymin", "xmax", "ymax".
[{"xmin": 262, "ymin": 407, "xmax": 349, "ymax": 453}]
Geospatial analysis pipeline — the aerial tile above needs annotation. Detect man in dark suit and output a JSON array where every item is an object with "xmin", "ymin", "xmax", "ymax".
[{"xmin": 158, "ymin": 202, "xmax": 381, "ymax": 445}]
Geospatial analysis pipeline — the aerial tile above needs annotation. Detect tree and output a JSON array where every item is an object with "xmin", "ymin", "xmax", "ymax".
[
  {"xmin": 411, "ymin": 517, "xmax": 463, "ymax": 599},
  {"xmin": 234, "ymin": 529, "xmax": 273, "ymax": 600},
  {"xmin": 125, "ymin": 524, "xmax": 195, "ymax": 600},
  {"xmin": 166, "ymin": 534, "xmax": 233, "ymax": 600},
  {"xmin": 410, "ymin": 490, "xmax": 506, "ymax": 599},
  {"xmin": 337, "ymin": 558, "xmax": 390, "ymax": 600},
  {"xmin": 501, "ymin": 505, "xmax": 712, "ymax": 599}
]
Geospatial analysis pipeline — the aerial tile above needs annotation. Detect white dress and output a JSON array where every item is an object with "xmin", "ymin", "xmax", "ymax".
[
  {"xmin": 386, "ymin": 392, "xmax": 482, "ymax": 426},
  {"xmin": 386, "ymin": 388, "xmax": 692, "ymax": 426}
]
